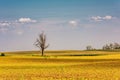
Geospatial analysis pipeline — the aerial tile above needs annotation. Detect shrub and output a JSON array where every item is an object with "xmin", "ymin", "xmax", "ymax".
[{"xmin": 1, "ymin": 53, "xmax": 5, "ymax": 56}]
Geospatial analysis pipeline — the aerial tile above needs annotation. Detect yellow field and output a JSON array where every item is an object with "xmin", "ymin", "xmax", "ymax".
[{"xmin": 0, "ymin": 50, "xmax": 120, "ymax": 80}]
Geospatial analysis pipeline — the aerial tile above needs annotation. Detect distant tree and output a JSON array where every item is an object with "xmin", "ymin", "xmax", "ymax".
[
  {"xmin": 114, "ymin": 43, "xmax": 120, "ymax": 49},
  {"xmin": 86, "ymin": 45, "xmax": 93, "ymax": 50},
  {"xmin": 102, "ymin": 46, "xmax": 106, "ymax": 50},
  {"xmin": 34, "ymin": 32, "xmax": 49, "ymax": 56},
  {"xmin": 1, "ymin": 53, "xmax": 5, "ymax": 56},
  {"xmin": 102, "ymin": 44, "xmax": 110, "ymax": 50},
  {"xmin": 109, "ymin": 43, "xmax": 114, "ymax": 50},
  {"xmin": 102, "ymin": 43, "xmax": 120, "ymax": 50}
]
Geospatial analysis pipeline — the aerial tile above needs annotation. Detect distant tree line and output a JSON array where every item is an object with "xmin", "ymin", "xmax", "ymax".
[
  {"xmin": 86, "ymin": 43, "xmax": 120, "ymax": 51},
  {"xmin": 102, "ymin": 43, "xmax": 120, "ymax": 50}
]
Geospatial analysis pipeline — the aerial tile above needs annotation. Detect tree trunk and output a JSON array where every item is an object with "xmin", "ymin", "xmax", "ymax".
[{"xmin": 41, "ymin": 49, "xmax": 44, "ymax": 56}]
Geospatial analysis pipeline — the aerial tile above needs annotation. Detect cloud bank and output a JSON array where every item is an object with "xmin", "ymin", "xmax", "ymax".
[
  {"xmin": 18, "ymin": 18, "xmax": 37, "ymax": 23},
  {"xmin": 91, "ymin": 15, "xmax": 113, "ymax": 22},
  {"xmin": 0, "ymin": 16, "xmax": 116, "ymax": 34},
  {"xmin": 0, "ymin": 18, "xmax": 37, "ymax": 34},
  {"xmin": 0, "ymin": 18, "xmax": 37, "ymax": 27}
]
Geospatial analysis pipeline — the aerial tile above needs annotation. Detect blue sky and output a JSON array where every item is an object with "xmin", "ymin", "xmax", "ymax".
[{"xmin": 0, "ymin": 0, "xmax": 120, "ymax": 51}]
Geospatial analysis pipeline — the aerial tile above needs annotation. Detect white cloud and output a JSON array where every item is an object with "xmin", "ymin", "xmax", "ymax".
[
  {"xmin": 0, "ymin": 22, "xmax": 10, "ymax": 33},
  {"xmin": 91, "ymin": 16, "xmax": 102, "ymax": 21},
  {"xmin": 103, "ymin": 16, "xmax": 112, "ymax": 20},
  {"xmin": 91, "ymin": 15, "xmax": 113, "ymax": 22},
  {"xmin": 0, "ymin": 22, "xmax": 11, "ymax": 26},
  {"xmin": 69, "ymin": 20, "xmax": 78, "ymax": 26},
  {"xmin": 18, "ymin": 18, "xmax": 37, "ymax": 23},
  {"xmin": 0, "ymin": 18, "xmax": 37, "ymax": 33},
  {"xmin": 0, "ymin": 18, "xmax": 37, "ymax": 27}
]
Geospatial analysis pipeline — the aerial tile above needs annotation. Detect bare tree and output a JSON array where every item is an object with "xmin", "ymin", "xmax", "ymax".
[
  {"xmin": 34, "ymin": 32, "xmax": 49, "ymax": 56},
  {"xmin": 86, "ymin": 45, "xmax": 93, "ymax": 50},
  {"xmin": 114, "ymin": 43, "xmax": 120, "ymax": 49},
  {"xmin": 102, "ymin": 44, "xmax": 111, "ymax": 50},
  {"xmin": 102, "ymin": 43, "xmax": 120, "ymax": 50},
  {"xmin": 109, "ymin": 43, "xmax": 114, "ymax": 50}
]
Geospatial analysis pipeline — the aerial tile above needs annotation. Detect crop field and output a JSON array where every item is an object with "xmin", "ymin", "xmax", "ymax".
[{"xmin": 0, "ymin": 50, "xmax": 120, "ymax": 80}]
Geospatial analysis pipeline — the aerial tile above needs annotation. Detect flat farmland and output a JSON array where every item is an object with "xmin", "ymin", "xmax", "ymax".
[{"xmin": 0, "ymin": 50, "xmax": 120, "ymax": 80}]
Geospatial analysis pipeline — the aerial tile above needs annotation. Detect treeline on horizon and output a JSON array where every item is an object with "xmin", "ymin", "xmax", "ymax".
[{"xmin": 86, "ymin": 42, "xmax": 120, "ymax": 51}]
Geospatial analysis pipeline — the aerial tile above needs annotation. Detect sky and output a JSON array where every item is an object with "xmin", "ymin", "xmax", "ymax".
[{"xmin": 0, "ymin": 0, "xmax": 120, "ymax": 51}]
